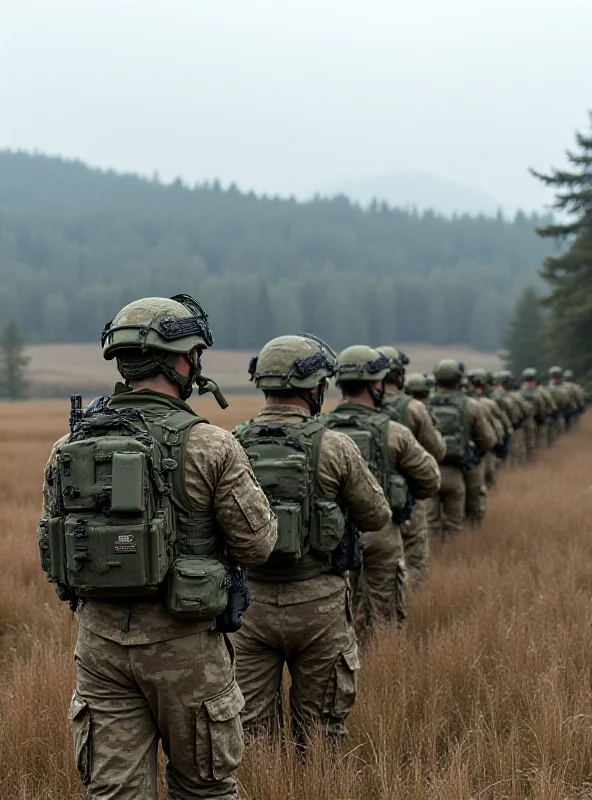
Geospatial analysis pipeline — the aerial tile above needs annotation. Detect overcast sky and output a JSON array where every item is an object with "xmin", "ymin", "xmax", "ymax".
[{"xmin": 1, "ymin": 0, "xmax": 590, "ymax": 212}]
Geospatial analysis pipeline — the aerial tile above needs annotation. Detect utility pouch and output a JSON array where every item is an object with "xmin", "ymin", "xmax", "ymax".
[
  {"xmin": 216, "ymin": 566, "xmax": 251, "ymax": 633},
  {"xmin": 166, "ymin": 556, "xmax": 228, "ymax": 621},
  {"xmin": 38, "ymin": 517, "xmax": 67, "ymax": 584},
  {"xmin": 387, "ymin": 473, "xmax": 408, "ymax": 511},
  {"xmin": 311, "ymin": 499, "xmax": 345, "ymax": 553},
  {"xmin": 269, "ymin": 501, "xmax": 303, "ymax": 562}
]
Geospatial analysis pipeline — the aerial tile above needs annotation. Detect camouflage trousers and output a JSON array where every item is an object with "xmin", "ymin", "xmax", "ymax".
[
  {"xmin": 484, "ymin": 451, "xmax": 500, "ymax": 489},
  {"xmin": 401, "ymin": 500, "xmax": 429, "ymax": 584},
  {"xmin": 464, "ymin": 463, "xmax": 487, "ymax": 526},
  {"xmin": 71, "ymin": 625, "xmax": 243, "ymax": 799},
  {"xmin": 351, "ymin": 523, "xmax": 407, "ymax": 634},
  {"xmin": 426, "ymin": 465, "xmax": 466, "ymax": 539},
  {"xmin": 232, "ymin": 577, "xmax": 359, "ymax": 744}
]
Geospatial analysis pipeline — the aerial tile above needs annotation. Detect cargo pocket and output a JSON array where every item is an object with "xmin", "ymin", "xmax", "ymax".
[
  {"xmin": 195, "ymin": 681, "xmax": 245, "ymax": 782},
  {"xmin": 324, "ymin": 644, "xmax": 361, "ymax": 719},
  {"xmin": 69, "ymin": 692, "xmax": 92, "ymax": 786}
]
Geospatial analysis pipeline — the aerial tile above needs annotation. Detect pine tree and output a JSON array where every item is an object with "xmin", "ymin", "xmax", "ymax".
[
  {"xmin": 530, "ymin": 112, "xmax": 592, "ymax": 379},
  {"xmin": 502, "ymin": 287, "xmax": 546, "ymax": 375},
  {"xmin": 0, "ymin": 320, "xmax": 30, "ymax": 400}
]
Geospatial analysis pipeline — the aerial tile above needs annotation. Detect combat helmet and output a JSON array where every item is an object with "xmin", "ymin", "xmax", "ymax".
[
  {"xmin": 548, "ymin": 365, "xmax": 563, "ymax": 380},
  {"xmin": 522, "ymin": 367, "xmax": 539, "ymax": 382},
  {"xmin": 564, "ymin": 369, "xmax": 574, "ymax": 381},
  {"xmin": 433, "ymin": 359, "xmax": 464, "ymax": 387},
  {"xmin": 496, "ymin": 369, "xmax": 515, "ymax": 388},
  {"xmin": 468, "ymin": 367, "xmax": 489, "ymax": 388},
  {"xmin": 376, "ymin": 345, "xmax": 410, "ymax": 383},
  {"xmin": 249, "ymin": 334, "xmax": 336, "ymax": 414},
  {"xmin": 404, "ymin": 372, "xmax": 430, "ymax": 399},
  {"xmin": 335, "ymin": 345, "xmax": 390, "ymax": 406},
  {"xmin": 101, "ymin": 295, "xmax": 216, "ymax": 401}
]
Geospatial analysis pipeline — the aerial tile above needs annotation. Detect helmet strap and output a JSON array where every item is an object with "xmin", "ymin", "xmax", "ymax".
[{"xmin": 369, "ymin": 381, "xmax": 386, "ymax": 407}]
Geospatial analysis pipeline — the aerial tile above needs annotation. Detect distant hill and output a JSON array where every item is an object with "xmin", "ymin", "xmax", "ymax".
[
  {"xmin": 318, "ymin": 170, "xmax": 502, "ymax": 217},
  {"xmin": 0, "ymin": 150, "xmax": 551, "ymax": 352}
]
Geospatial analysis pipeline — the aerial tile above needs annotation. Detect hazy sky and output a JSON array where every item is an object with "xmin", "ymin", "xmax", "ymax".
[{"xmin": 1, "ymin": 0, "xmax": 591, "ymax": 212}]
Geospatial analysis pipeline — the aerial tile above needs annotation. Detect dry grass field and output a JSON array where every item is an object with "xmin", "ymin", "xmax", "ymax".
[
  {"xmin": 25, "ymin": 344, "xmax": 503, "ymax": 397},
  {"xmin": 1, "ymin": 399, "xmax": 591, "ymax": 799}
]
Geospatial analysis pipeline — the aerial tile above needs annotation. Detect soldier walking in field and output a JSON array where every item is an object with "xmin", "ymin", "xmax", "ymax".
[
  {"xmin": 324, "ymin": 345, "xmax": 440, "ymax": 631},
  {"xmin": 40, "ymin": 295, "xmax": 277, "ymax": 800},
  {"xmin": 232, "ymin": 335, "xmax": 391, "ymax": 747},
  {"xmin": 427, "ymin": 360, "xmax": 496, "ymax": 539},
  {"xmin": 377, "ymin": 346, "xmax": 446, "ymax": 583}
]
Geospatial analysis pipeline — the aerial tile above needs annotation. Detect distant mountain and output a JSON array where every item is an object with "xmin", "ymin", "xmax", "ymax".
[{"xmin": 316, "ymin": 170, "xmax": 503, "ymax": 217}]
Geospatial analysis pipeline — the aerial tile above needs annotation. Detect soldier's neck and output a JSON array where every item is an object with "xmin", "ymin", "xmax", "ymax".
[
  {"xmin": 341, "ymin": 392, "xmax": 375, "ymax": 408},
  {"xmin": 129, "ymin": 376, "xmax": 181, "ymax": 398},
  {"xmin": 264, "ymin": 395, "xmax": 311, "ymax": 412}
]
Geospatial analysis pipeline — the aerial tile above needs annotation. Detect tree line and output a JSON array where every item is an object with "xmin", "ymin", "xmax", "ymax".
[
  {"xmin": 503, "ymin": 112, "xmax": 592, "ymax": 387},
  {"xmin": 0, "ymin": 150, "xmax": 551, "ymax": 352}
]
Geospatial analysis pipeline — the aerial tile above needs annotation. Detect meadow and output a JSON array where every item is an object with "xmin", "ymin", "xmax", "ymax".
[
  {"xmin": 24, "ymin": 344, "xmax": 503, "ymax": 397},
  {"xmin": 1, "ymin": 398, "xmax": 591, "ymax": 799}
]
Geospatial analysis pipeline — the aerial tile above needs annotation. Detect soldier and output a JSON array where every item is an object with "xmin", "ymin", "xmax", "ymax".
[
  {"xmin": 547, "ymin": 366, "xmax": 573, "ymax": 434},
  {"xmin": 324, "ymin": 345, "xmax": 440, "ymax": 630},
  {"xmin": 562, "ymin": 369, "xmax": 586, "ymax": 426},
  {"xmin": 521, "ymin": 368, "xmax": 556, "ymax": 449},
  {"xmin": 377, "ymin": 346, "xmax": 446, "ymax": 583},
  {"xmin": 492, "ymin": 371, "xmax": 530, "ymax": 464},
  {"xmin": 404, "ymin": 373, "xmax": 432, "ymax": 401},
  {"xmin": 427, "ymin": 360, "xmax": 496, "ymax": 539},
  {"xmin": 40, "ymin": 295, "xmax": 277, "ymax": 800},
  {"xmin": 468, "ymin": 368, "xmax": 512, "ymax": 490},
  {"xmin": 232, "ymin": 335, "xmax": 391, "ymax": 746}
]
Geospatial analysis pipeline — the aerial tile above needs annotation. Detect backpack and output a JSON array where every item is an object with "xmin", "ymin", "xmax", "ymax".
[
  {"xmin": 39, "ymin": 401, "xmax": 228, "ymax": 622},
  {"xmin": 428, "ymin": 393, "xmax": 471, "ymax": 467},
  {"xmin": 234, "ymin": 420, "xmax": 345, "ymax": 569},
  {"xmin": 382, "ymin": 394, "xmax": 412, "ymax": 429},
  {"xmin": 322, "ymin": 404, "xmax": 408, "ymax": 514}
]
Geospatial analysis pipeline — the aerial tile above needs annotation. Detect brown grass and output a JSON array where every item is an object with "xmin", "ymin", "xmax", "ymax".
[
  {"xmin": 24, "ymin": 343, "xmax": 503, "ymax": 397},
  {"xmin": 0, "ymin": 400, "xmax": 590, "ymax": 799}
]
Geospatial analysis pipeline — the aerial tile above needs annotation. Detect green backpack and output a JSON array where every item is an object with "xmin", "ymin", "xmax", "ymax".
[
  {"xmin": 235, "ymin": 419, "xmax": 345, "ymax": 572},
  {"xmin": 428, "ymin": 393, "xmax": 470, "ymax": 467},
  {"xmin": 39, "ymin": 399, "xmax": 228, "ymax": 622},
  {"xmin": 382, "ymin": 394, "xmax": 412, "ymax": 429},
  {"xmin": 322, "ymin": 403, "xmax": 408, "ymax": 513}
]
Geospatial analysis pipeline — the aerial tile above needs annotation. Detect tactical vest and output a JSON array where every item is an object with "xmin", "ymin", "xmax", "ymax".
[
  {"xmin": 235, "ymin": 418, "xmax": 345, "ymax": 582},
  {"xmin": 39, "ymin": 389, "xmax": 228, "ymax": 622},
  {"xmin": 428, "ymin": 392, "xmax": 471, "ymax": 467},
  {"xmin": 382, "ymin": 393, "xmax": 412, "ymax": 429},
  {"xmin": 521, "ymin": 386, "xmax": 544, "ymax": 424},
  {"xmin": 322, "ymin": 402, "xmax": 408, "ymax": 513}
]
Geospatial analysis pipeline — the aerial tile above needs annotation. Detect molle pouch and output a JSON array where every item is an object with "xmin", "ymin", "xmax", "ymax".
[
  {"xmin": 343, "ymin": 429, "xmax": 373, "ymax": 462},
  {"xmin": 166, "ymin": 557, "xmax": 228, "ymax": 621},
  {"xmin": 254, "ymin": 453, "xmax": 309, "ymax": 505},
  {"xmin": 270, "ymin": 502, "xmax": 303, "ymax": 562},
  {"xmin": 312, "ymin": 500, "xmax": 345, "ymax": 553},
  {"xmin": 388, "ymin": 473, "xmax": 408, "ymax": 511},
  {"xmin": 64, "ymin": 518, "xmax": 156, "ymax": 597},
  {"xmin": 38, "ymin": 517, "xmax": 66, "ymax": 584},
  {"xmin": 58, "ymin": 438, "xmax": 151, "ymax": 512}
]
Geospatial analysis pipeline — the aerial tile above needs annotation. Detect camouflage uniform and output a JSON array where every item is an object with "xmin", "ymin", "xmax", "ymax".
[
  {"xmin": 521, "ymin": 370, "xmax": 555, "ymax": 450},
  {"xmin": 536, "ymin": 384, "xmax": 558, "ymax": 447},
  {"xmin": 42, "ymin": 296, "xmax": 277, "ymax": 800},
  {"xmin": 427, "ymin": 390, "xmax": 495, "ymax": 538},
  {"xmin": 44, "ymin": 403, "xmax": 276, "ymax": 800},
  {"xmin": 382, "ymin": 387, "xmax": 445, "ymax": 583},
  {"xmin": 474, "ymin": 395, "xmax": 507, "ymax": 490},
  {"xmin": 232, "ymin": 404, "xmax": 390, "ymax": 740},
  {"xmin": 342, "ymin": 410, "xmax": 441, "ymax": 628}
]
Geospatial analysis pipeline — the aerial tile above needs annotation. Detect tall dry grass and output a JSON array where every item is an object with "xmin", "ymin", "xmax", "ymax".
[{"xmin": 1, "ymin": 400, "xmax": 591, "ymax": 799}]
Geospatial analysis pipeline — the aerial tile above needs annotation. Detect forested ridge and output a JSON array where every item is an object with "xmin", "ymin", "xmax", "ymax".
[{"xmin": 0, "ymin": 150, "xmax": 553, "ymax": 351}]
